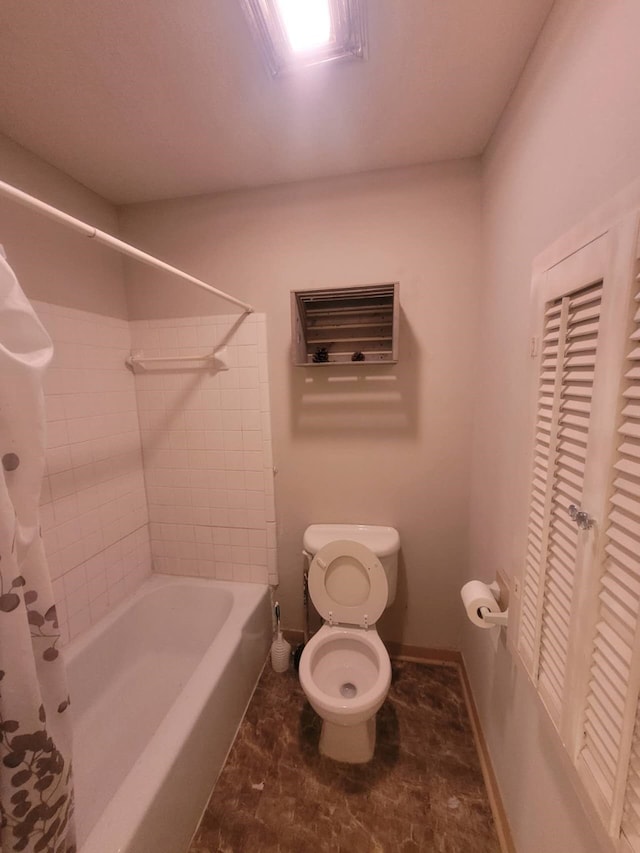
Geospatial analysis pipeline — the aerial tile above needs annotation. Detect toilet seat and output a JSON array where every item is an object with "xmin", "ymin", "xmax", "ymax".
[{"xmin": 308, "ymin": 539, "xmax": 388, "ymax": 628}]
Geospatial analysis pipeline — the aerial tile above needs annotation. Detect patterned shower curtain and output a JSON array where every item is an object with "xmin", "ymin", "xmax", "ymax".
[{"xmin": 0, "ymin": 253, "xmax": 75, "ymax": 852}]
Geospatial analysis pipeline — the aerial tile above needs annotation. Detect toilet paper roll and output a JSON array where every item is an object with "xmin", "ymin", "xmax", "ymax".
[{"xmin": 461, "ymin": 580, "xmax": 501, "ymax": 629}]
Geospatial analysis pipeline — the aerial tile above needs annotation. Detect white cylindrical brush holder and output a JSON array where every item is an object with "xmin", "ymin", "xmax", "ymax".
[{"xmin": 271, "ymin": 632, "xmax": 291, "ymax": 672}]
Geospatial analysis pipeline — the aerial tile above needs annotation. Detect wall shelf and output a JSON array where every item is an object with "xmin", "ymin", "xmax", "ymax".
[{"xmin": 291, "ymin": 283, "xmax": 399, "ymax": 366}]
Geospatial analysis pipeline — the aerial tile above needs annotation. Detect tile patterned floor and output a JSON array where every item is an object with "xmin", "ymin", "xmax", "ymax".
[{"xmin": 188, "ymin": 660, "xmax": 500, "ymax": 853}]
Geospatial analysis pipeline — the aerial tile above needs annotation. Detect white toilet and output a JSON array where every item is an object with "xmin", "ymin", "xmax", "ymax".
[{"xmin": 298, "ymin": 524, "xmax": 400, "ymax": 764}]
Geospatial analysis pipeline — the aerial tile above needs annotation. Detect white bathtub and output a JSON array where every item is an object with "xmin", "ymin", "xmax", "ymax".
[{"xmin": 63, "ymin": 574, "xmax": 271, "ymax": 853}]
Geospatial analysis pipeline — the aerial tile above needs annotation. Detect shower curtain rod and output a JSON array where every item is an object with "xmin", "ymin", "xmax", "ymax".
[{"xmin": 0, "ymin": 179, "xmax": 254, "ymax": 313}]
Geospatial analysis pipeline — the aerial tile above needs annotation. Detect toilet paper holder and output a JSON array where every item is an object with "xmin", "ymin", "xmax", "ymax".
[
  {"xmin": 478, "ymin": 582, "xmax": 509, "ymax": 627},
  {"xmin": 461, "ymin": 578, "xmax": 510, "ymax": 629}
]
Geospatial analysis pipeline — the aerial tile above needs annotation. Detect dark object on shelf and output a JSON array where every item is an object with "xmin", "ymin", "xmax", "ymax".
[
  {"xmin": 351, "ymin": 351, "xmax": 365, "ymax": 362},
  {"xmin": 312, "ymin": 347, "xmax": 330, "ymax": 363}
]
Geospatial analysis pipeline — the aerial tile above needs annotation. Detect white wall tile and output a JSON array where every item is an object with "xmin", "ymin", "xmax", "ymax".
[
  {"xmin": 34, "ymin": 301, "xmax": 152, "ymax": 644},
  {"xmin": 33, "ymin": 305, "xmax": 275, "ymax": 644},
  {"xmin": 135, "ymin": 313, "xmax": 277, "ymax": 584}
]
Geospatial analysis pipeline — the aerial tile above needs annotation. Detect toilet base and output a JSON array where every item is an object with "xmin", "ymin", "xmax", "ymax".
[{"xmin": 319, "ymin": 716, "xmax": 376, "ymax": 764}]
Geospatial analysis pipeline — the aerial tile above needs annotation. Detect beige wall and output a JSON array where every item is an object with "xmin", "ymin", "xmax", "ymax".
[
  {"xmin": 467, "ymin": 1, "xmax": 640, "ymax": 851},
  {"xmin": 121, "ymin": 161, "xmax": 483, "ymax": 648},
  {"xmin": 0, "ymin": 133, "xmax": 128, "ymax": 318}
]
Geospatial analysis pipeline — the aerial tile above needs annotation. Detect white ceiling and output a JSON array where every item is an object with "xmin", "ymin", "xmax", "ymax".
[{"xmin": 0, "ymin": 0, "xmax": 554, "ymax": 204}]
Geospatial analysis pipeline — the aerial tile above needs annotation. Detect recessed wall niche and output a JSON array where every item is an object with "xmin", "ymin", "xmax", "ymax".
[{"xmin": 291, "ymin": 283, "xmax": 399, "ymax": 366}]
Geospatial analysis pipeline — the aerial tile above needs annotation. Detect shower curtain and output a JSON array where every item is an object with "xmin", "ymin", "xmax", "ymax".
[{"xmin": 0, "ymin": 253, "xmax": 75, "ymax": 852}]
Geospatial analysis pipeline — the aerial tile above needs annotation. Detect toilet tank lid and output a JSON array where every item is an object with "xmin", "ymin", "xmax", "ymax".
[{"xmin": 303, "ymin": 524, "xmax": 400, "ymax": 558}]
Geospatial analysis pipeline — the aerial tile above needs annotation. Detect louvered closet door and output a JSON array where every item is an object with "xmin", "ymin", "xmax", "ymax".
[
  {"xmin": 621, "ymin": 292, "xmax": 640, "ymax": 844},
  {"xmin": 519, "ymin": 279, "xmax": 604, "ymax": 724},
  {"xmin": 518, "ymin": 205, "xmax": 640, "ymax": 848},
  {"xmin": 538, "ymin": 283, "xmax": 604, "ymax": 720},
  {"xmin": 518, "ymin": 235, "xmax": 609, "ymax": 728},
  {"xmin": 623, "ymin": 704, "xmax": 640, "ymax": 852},
  {"xmin": 518, "ymin": 298, "xmax": 564, "ymax": 671},
  {"xmin": 575, "ymin": 267, "xmax": 640, "ymax": 844}
]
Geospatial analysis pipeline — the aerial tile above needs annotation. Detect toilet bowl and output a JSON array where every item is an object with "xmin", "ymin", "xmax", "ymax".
[
  {"xmin": 299, "ymin": 624, "xmax": 391, "ymax": 763},
  {"xmin": 298, "ymin": 525, "xmax": 400, "ymax": 764}
]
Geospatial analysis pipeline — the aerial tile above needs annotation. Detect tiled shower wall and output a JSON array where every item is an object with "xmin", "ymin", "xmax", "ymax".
[
  {"xmin": 33, "ymin": 304, "xmax": 276, "ymax": 644},
  {"xmin": 130, "ymin": 313, "xmax": 277, "ymax": 586},
  {"xmin": 35, "ymin": 301, "xmax": 152, "ymax": 643}
]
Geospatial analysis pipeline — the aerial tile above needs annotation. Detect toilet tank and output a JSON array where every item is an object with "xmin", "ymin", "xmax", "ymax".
[{"xmin": 303, "ymin": 524, "xmax": 400, "ymax": 607}]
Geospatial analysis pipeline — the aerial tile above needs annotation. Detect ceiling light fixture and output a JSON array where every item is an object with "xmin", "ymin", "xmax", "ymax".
[
  {"xmin": 240, "ymin": 0, "xmax": 366, "ymax": 77},
  {"xmin": 275, "ymin": 0, "xmax": 331, "ymax": 53}
]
